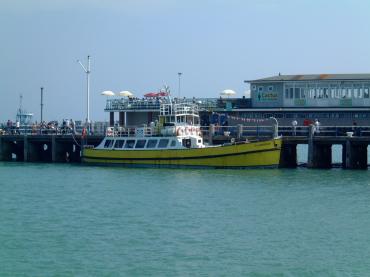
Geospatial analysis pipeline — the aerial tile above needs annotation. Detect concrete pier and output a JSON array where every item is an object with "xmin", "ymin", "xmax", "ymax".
[
  {"xmin": 0, "ymin": 135, "xmax": 103, "ymax": 163},
  {"xmin": 0, "ymin": 134, "xmax": 369, "ymax": 169}
]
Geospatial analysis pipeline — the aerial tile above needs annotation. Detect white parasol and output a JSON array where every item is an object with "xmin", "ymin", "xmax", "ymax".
[
  {"xmin": 119, "ymin": 90, "xmax": 134, "ymax": 97},
  {"xmin": 101, "ymin": 90, "xmax": 115, "ymax": 96},
  {"xmin": 220, "ymin": 89, "xmax": 236, "ymax": 98}
]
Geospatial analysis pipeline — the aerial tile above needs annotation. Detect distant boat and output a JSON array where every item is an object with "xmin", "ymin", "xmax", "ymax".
[
  {"xmin": 83, "ymin": 97, "xmax": 282, "ymax": 169},
  {"xmin": 16, "ymin": 94, "xmax": 33, "ymax": 125}
]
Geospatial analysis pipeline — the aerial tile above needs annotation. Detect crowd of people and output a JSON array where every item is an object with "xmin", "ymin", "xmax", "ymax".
[{"xmin": 0, "ymin": 119, "xmax": 77, "ymax": 135}]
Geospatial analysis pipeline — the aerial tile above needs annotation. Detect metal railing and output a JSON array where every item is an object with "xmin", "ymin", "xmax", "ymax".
[
  {"xmin": 105, "ymin": 98, "xmax": 219, "ymax": 111},
  {"xmin": 2, "ymin": 124, "xmax": 370, "ymax": 138}
]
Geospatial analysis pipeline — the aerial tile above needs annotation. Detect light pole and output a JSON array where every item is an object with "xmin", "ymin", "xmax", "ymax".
[
  {"xmin": 269, "ymin": 117, "xmax": 279, "ymax": 138},
  {"xmin": 178, "ymin": 72, "xmax": 182, "ymax": 98},
  {"xmin": 77, "ymin": 55, "xmax": 91, "ymax": 128},
  {"xmin": 40, "ymin": 87, "xmax": 44, "ymax": 123}
]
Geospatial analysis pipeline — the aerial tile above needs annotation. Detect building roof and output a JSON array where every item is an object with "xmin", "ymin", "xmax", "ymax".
[{"xmin": 246, "ymin": 74, "xmax": 370, "ymax": 83}]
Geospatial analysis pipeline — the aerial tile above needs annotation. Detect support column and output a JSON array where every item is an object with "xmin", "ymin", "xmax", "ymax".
[
  {"xmin": 119, "ymin": 112, "xmax": 125, "ymax": 126},
  {"xmin": 109, "ymin": 112, "xmax": 114, "ymax": 127},
  {"xmin": 279, "ymin": 143, "xmax": 297, "ymax": 168},
  {"xmin": 345, "ymin": 140, "xmax": 368, "ymax": 169},
  {"xmin": 308, "ymin": 142, "xmax": 332, "ymax": 169},
  {"xmin": 52, "ymin": 135, "xmax": 57, "ymax": 162},
  {"xmin": 0, "ymin": 137, "xmax": 11, "ymax": 161},
  {"xmin": 0, "ymin": 137, "xmax": 4, "ymax": 161},
  {"xmin": 23, "ymin": 135, "xmax": 29, "ymax": 162}
]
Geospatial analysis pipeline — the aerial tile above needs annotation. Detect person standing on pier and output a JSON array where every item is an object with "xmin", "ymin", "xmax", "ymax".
[
  {"xmin": 292, "ymin": 120, "xmax": 298, "ymax": 136},
  {"xmin": 314, "ymin": 119, "xmax": 320, "ymax": 135}
]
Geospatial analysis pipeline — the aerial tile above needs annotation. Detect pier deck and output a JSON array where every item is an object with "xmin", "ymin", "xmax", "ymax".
[{"xmin": 1, "ymin": 129, "xmax": 369, "ymax": 169}]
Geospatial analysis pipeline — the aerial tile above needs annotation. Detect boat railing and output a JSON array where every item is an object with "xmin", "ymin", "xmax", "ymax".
[
  {"xmin": 105, "ymin": 98, "xmax": 219, "ymax": 111},
  {"xmin": 106, "ymin": 126, "xmax": 156, "ymax": 137}
]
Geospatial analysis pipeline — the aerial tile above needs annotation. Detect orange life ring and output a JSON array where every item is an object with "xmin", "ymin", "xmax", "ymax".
[
  {"xmin": 176, "ymin": 128, "xmax": 183, "ymax": 136},
  {"xmin": 106, "ymin": 128, "xmax": 113, "ymax": 137}
]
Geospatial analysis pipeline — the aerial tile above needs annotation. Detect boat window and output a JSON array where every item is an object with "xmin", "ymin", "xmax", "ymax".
[
  {"xmin": 135, "ymin": 140, "xmax": 147, "ymax": 148},
  {"xmin": 104, "ymin": 139, "xmax": 114, "ymax": 148},
  {"xmin": 146, "ymin": 139, "xmax": 158, "ymax": 148},
  {"xmin": 158, "ymin": 139, "xmax": 169, "ymax": 148},
  {"xmin": 170, "ymin": 140, "xmax": 177, "ymax": 147},
  {"xmin": 124, "ymin": 140, "xmax": 136, "ymax": 149},
  {"xmin": 114, "ymin": 140, "xmax": 125, "ymax": 148},
  {"xmin": 182, "ymin": 139, "xmax": 191, "ymax": 148}
]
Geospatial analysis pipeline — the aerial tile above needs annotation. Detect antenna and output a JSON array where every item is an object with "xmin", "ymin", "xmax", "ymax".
[
  {"xmin": 19, "ymin": 94, "xmax": 23, "ymax": 112},
  {"xmin": 77, "ymin": 55, "xmax": 91, "ymax": 127},
  {"xmin": 178, "ymin": 72, "xmax": 182, "ymax": 98}
]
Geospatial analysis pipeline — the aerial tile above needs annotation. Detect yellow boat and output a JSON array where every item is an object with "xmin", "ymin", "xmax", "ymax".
[{"xmin": 82, "ymin": 101, "xmax": 281, "ymax": 168}]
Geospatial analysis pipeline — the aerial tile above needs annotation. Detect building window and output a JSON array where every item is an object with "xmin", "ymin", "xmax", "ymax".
[
  {"xmin": 285, "ymin": 88, "xmax": 289, "ymax": 99},
  {"xmin": 251, "ymin": 85, "xmax": 257, "ymax": 91},
  {"xmin": 364, "ymin": 88, "xmax": 369, "ymax": 98},
  {"xmin": 258, "ymin": 86, "xmax": 263, "ymax": 92},
  {"xmin": 268, "ymin": 86, "xmax": 273, "ymax": 91},
  {"xmin": 294, "ymin": 88, "xmax": 300, "ymax": 99}
]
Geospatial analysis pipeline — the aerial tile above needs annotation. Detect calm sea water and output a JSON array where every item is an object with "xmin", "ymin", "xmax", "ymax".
[{"xmin": 1, "ymin": 159, "xmax": 370, "ymax": 276}]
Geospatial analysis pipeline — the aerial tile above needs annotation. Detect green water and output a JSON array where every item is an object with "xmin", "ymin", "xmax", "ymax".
[{"xmin": 1, "ymin": 162, "xmax": 370, "ymax": 276}]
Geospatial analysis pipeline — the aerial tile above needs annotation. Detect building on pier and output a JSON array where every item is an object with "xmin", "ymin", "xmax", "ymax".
[{"xmin": 105, "ymin": 74, "xmax": 370, "ymax": 126}]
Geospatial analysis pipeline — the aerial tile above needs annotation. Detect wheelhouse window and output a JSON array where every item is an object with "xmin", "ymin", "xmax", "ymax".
[
  {"xmin": 258, "ymin": 86, "xmax": 263, "ymax": 92},
  {"xmin": 114, "ymin": 140, "xmax": 125, "ymax": 148},
  {"xmin": 135, "ymin": 140, "xmax": 146, "ymax": 148},
  {"xmin": 124, "ymin": 140, "xmax": 136, "ymax": 149},
  {"xmin": 146, "ymin": 139, "xmax": 158, "ymax": 148},
  {"xmin": 268, "ymin": 86, "xmax": 273, "ymax": 91},
  {"xmin": 170, "ymin": 140, "xmax": 177, "ymax": 147},
  {"xmin": 158, "ymin": 139, "xmax": 169, "ymax": 148},
  {"xmin": 104, "ymin": 139, "xmax": 114, "ymax": 148}
]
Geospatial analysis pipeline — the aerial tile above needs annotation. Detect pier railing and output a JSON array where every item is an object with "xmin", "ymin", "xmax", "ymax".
[{"xmin": 2, "ymin": 125, "xmax": 370, "ymax": 139}]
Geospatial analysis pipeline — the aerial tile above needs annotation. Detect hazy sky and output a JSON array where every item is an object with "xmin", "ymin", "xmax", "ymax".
[{"xmin": 1, "ymin": 0, "xmax": 370, "ymax": 122}]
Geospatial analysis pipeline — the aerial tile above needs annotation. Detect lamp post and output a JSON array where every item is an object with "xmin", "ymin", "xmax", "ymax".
[
  {"xmin": 178, "ymin": 72, "xmax": 182, "ymax": 98},
  {"xmin": 269, "ymin": 117, "xmax": 279, "ymax": 138},
  {"xmin": 40, "ymin": 87, "xmax": 44, "ymax": 123},
  {"xmin": 77, "ymin": 56, "xmax": 91, "ymax": 129}
]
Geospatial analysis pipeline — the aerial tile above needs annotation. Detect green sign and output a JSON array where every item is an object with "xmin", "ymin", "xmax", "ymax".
[
  {"xmin": 340, "ymin": 99, "xmax": 352, "ymax": 107},
  {"xmin": 294, "ymin": 99, "xmax": 306, "ymax": 106},
  {"xmin": 257, "ymin": 92, "xmax": 278, "ymax": 101}
]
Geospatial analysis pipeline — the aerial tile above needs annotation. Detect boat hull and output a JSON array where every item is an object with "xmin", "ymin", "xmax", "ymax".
[{"xmin": 82, "ymin": 138, "xmax": 282, "ymax": 169}]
